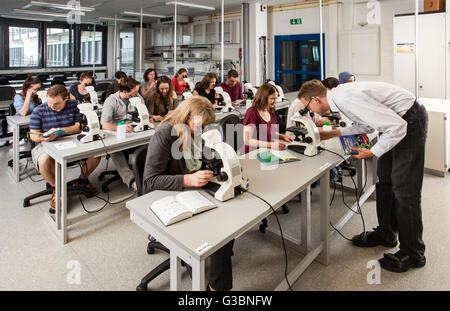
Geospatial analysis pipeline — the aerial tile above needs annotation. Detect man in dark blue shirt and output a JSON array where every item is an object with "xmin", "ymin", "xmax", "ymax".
[{"xmin": 30, "ymin": 85, "xmax": 100, "ymax": 214}]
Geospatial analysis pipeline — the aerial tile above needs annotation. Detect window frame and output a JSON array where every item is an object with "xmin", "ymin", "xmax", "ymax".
[{"xmin": 0, "ymin": 17, "xmax": 108, "ymax": 70}]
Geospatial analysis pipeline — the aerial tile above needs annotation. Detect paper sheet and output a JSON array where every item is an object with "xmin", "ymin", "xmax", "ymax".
[{"xmin": 54, "ymin": 141, "xmax": 77, "ymax": 151}]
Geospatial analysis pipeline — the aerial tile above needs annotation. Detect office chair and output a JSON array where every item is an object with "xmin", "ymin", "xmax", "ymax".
[
  {"xmin": 130, "ymin": 145, "xmax": 190, "ymax": 291},
  {"xmin": 15, "ymin": 74, "xmax": 28, "ymax": 81},
  {"xmin": 98, "ymin": 147, "xmax": 138, "ymax": 193},
  {"xmin": 0, "ymin": 86, "xmax": 16, "ymax": 144},
  {"xmin": 51, "ymin": 75, "xmax": 67, "ymax": 86},
  {"xmin": 37, "ymin": 74, "xmax": 49, "ymax": 84},
  {"xmin": 95, "ymin": 83, "xmax": 110, "ymax": 104}
]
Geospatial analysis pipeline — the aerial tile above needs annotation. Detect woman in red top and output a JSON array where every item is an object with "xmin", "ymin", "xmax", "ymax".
[
  {"xmin": 172, "ymin": 68, "xmax": 189, "ymax": 95},
  {"xmin": 243, "ymin": 83, "xmax": 293, "ymax": 154}
]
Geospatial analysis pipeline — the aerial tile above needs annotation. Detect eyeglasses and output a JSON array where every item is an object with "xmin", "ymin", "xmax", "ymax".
[{"xmin": 182, "ymin": 75, "xmax": 188, "ymax": 78}]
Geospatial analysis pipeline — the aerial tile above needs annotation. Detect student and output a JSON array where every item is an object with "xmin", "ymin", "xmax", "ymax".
[
  {"xmin": 286, "ymin": 79, "xmax": 336, "ymax": 128},
  {"xmin": 69, "ymin": 72, "xmax": 93, "ymax": 103},
  {"xmin": 142, "ymin": 96, "xmax": 234, "ymax": 291},
  {"xmin": 145, "ymin": 76, "xmax": 178, "ymax": 121},
  {"xmin": 106, "ymin": 71, "xmax": 127, "ymax": 99},
  {"xmin": 171, "ymin": 68, "xmax": 189, "ymax": 96},
  {"xmin": 297, "ymin": 79, "xmax": 428, "ymax": 272},
  {"xmin": 141, "ymin": 68, "xmax": 157, "ymax": 99},
  {"xmin": 29, "ymin": 85, "xmax": 100, "ymax": 214},
  {"xmin": 243, "ymin": 83, "xmax": 294, "ymax": 154},
  {"xmin": 338, "ymin": 71, "xmax": 355, "ymax": 84},
  {"xmin": 101, "ymin": 77, "xmax": 146, "ymax": 190},
  {"xmin": 193, "ymin": 73, "xmax": 219, "ymax": 106},
  {"xmin": 321, "ymin": 77, "xmax": 340, "ymax": 89},
  {"xmin": 14, "ymin": 76, "xmax": 42, "ymax": 116},
  {"xmin": 219, "ymin": 69, "xmax": 244, "ymax": 104}
]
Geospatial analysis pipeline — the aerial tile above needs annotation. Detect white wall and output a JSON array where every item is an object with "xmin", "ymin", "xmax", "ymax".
[{"xmin": 267, "ymin": 0, "xmax": 423, "ymax": 86}]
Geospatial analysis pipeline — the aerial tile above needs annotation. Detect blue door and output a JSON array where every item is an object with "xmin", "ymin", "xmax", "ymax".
[{"xmin": 274, "ymin": 34, "xmax": 325, "ymax": 92}]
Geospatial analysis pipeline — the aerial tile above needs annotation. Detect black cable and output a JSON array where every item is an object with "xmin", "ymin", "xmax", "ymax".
[
  {"xmin": 241, "ymin": 188, "xmax": 293, "ymax": 291},
  {"xmin": 319, "ymin": 146, "xmax": 367, "ymax": 242}
]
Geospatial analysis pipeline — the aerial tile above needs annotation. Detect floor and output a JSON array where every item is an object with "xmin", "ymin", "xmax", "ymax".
[{"xmin": 1, "ymin": 140, "xmax": 449, "ymax": 291}]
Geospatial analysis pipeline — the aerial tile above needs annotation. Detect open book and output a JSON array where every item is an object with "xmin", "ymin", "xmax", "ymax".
[
  {"xmin": 256, "ymin": 150, "xmax": 300, "ymax": 165},
  {"xmin": 150, "ymin": 191, "xmax": 217, "ymax": 226}
]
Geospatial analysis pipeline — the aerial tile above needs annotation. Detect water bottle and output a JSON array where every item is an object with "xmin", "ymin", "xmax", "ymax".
[
  {"xmin": 323, "ymin": 122, "xmax": 332, "ymax": 132},
  {"xmin": 117, "ymin": 121, "xmax": 127, "ymax": 140}
]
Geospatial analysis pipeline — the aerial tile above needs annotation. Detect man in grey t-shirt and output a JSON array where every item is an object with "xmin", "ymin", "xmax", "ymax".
[{"xmin": 101, "ymin": 77, "xmax": 144, "ymax": 190}]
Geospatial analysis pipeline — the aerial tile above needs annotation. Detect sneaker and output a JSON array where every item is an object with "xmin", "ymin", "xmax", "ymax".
[{"xmin": 128, "ymin": 178, "xmax": 136, "ymax": 191}]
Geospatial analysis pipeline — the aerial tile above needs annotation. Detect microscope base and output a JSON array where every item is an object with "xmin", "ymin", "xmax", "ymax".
[{"xmin": 203, "ymin": 182, "xmax": 243, "ymax": 202}]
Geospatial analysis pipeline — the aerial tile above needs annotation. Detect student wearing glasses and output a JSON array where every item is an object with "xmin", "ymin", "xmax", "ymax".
[
  {"xmin": 243, "ymin": 83, "xmax": 294, "ymax": 154},
  {"xmin": 145, "ymin": 76, "xmax": 179, "ymax": 121},
  {"xmin": 142, "ymin": 96, "xmax": 235, "ymax": 291},
  {"xmin": 172, "ymin": 68, "xmax": 189, "ymax": 96}
]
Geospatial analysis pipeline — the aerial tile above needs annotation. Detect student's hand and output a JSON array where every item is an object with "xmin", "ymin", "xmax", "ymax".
[
  {"xmin": 350, "ymin": 147, "xmax": 374, "ymax": 160},
  {"xmin": 231, "ymin": 101, "xmax": 237, "ymax": 107},
  {"xmin": 152, "ymin": 115, "xmax": 164, "ymax": 122},
  {"xmin": 184, "ymin": 170, "xmax": 214, "ymax": 187},
  {"xmin": 125, "ymin": 124, "xmax": 134, "ymax": 133},
  {"xmin": 319, "ymin": 128, "xmax": 340, "ymax": 141},
  {"xmin": 280, "ymin": 134, "xmax": 294, "ymax": 143},
  {"xmin": 26, "ymin": 89, "xmax": 34, "ymax": 98},
  {"xmin": 271, "ymin": 142, "xmax": 286, "ymax": 150},
  {"xmin": 42, "ymin": 134, "xmax": 58, "ymax": 142}
]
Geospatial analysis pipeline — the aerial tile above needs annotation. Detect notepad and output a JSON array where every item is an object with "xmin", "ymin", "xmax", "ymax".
[
  {"xmin": 150, "ymin": 191, "xmax": 217, "ymax": 226},
  {"xmin": 339, "ymin": 134, "xmax": 371, "ymax": 155},
  {"xmin": 256, "ymin": 150, "xmax": 300, "ymax": 165}
]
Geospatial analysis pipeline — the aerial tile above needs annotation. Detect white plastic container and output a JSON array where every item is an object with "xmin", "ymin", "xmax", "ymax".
[
  {"xmin": 323, "ymin": 122, "xmax": 332, "ymax": 131},
  {"xmin": 246, "ymin": 98, "xmax": 252, "ymax": 109},
  {"xmin": 117, "ymin": 123, "xmax": 127, "ymax": 140}
]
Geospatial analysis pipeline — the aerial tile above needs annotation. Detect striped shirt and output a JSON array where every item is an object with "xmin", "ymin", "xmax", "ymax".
[{"xmin": 30, "ymin": 100, "xmax": 82, "ymax": 134}]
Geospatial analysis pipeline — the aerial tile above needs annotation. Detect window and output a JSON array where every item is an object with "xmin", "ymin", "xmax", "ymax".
[
  {"xmin": 46, "ymin": 28, "xmax": 70, "ymax": 67},
  {"xmin": 81, "ymin": 30, "xmax": 102, "ymax": 65},
  {"xmin": 9, "ymin": 26, "xmax": 39, "ymax": 67}
]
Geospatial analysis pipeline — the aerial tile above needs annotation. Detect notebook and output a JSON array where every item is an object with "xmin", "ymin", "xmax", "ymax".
[
  {"xmin": 256, "ymin": 150, "xmax": 300, "ymax": 165},
  {"xmin": 150, "ymin": 191, "xmax": 217, "ymax": 226}
]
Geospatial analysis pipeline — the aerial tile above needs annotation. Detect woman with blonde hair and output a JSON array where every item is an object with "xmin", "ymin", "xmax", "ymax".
[{"xmin": 142, "ymin": 95, "xmax": 235, "ymax": 291}]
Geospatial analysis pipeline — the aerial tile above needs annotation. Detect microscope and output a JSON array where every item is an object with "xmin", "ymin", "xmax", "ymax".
[
  {"xmin": 37, "ymin": 90, "xmax": 47, "ymax": 104},
  {"xmin": 267, "ymin": 80, "xmax": 286, "ymax": 104},
  {"xmin": 201, "ymin": 129, "xmax": 249, "ymax": 202},
  {"xmin": 182, "ymin": 77, "xmax": 196, "ymax": 101},
  {"xmin": 286, "ymin": 107, "xmax": 322, "ymax": 156},
  {"xmin": 129, "ymin": 97, "xmax": 154, "ymax": 132},
  {"xmin": 323, "ymin": 111, "xmax": 352, "ymax": 129},
  {"xmin": 243, "ymin": 81, "xmax": 258, "ymax": 99},
  {"xmin": 77, "ymin": 103, "xmax": 106, "ymax": 143},
  {"xmin": 85, "ymin": 86, "xmax": 99, "ymax": 109},
  {"xmin": 214, "ymin": 87, "xmax": 234, "ymax": 113}
]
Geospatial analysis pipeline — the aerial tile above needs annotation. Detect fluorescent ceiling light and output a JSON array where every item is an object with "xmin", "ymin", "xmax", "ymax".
[
  {"xmin": 1, "ymin": 14, "xmax": 54, "ymax": 22},
  {"xmin": 99, "ymin": 16, "xmax": 139, "ymax": 22},
  {"xmin": 29, "ymin": 1, "xmax": 95, "ymax": 12},
  {"xmin": 122, "ymin": 11, "xmax": 166, "ymax": 18},
  {"xmin": 13, "ymin": 9, "xmax": 70, "ymax": 18},
  {"xmin": 165, "ymin": 1, "xmax": 215, "ymax": 11}
]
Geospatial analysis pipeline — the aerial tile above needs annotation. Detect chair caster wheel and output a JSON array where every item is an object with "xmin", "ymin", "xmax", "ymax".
[
  {"xmin": 102, "ymin": 185, "xmax": 109, "ymax": 193},
  {"xmin": 147, "ymin": 245, "xmax": 155, "ymax": 255},
  {"xmin": 98, "ymin": 174, "xmax": 105, "ymax": 181},
  {"xmin": 23, "ymin": 201, "xmax": 30, "ymax": 208},
  {"xmin": 282, "ymin": 205, "xmax": 289, "ymax": 214},
  {"xmin": 259, "ymin": 224, "xmax": 266, "ymax": 234},
  {"xmin": 85, "ymin": 193, "xmax": 93, "ymax": 199},
  {"xmin": 136, "ymin": 284, "xmax": 148, "ymax": 291}
]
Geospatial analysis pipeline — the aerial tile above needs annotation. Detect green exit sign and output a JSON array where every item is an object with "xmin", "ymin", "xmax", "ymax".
[
  {"xmin": 290, "ymin": 18, "xmax": 302, "ymax": 25},
  {"xmin": 100, "ymin": 21, "xmax": 108, "ymax": 27}
]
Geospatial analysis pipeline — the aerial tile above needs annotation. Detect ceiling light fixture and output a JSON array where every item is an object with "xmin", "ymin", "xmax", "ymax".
[
  {"xmin": 99, "ymin": 16, "xmax": 139, "ymax": 23},
  {"xmin": 13, "ymin": 9, "xmax": 69, "ymax": 18},
  {"xmin": 165, "ymin": 1, "xmax": 215, "ymax": 11},
  {"xmin": 1, "ymin": 14, "xmax": 54, "ymax": 22},
  {"xmin": 122, "ymin": 11, "xmax": 166, "ymax": 18},
  {"xmin": 29, "ymin": 1, "xmax": 95, "ymax": 12}
]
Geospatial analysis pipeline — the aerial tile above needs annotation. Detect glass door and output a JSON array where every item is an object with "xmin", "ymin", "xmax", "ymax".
[{"xmin": 275, "ymin": 34, "xmax": 324, "ymax": 92}]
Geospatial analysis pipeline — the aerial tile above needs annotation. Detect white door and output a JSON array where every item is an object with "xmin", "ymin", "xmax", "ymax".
[
  {"xmin": 393, "ymin": 16, "xmax": 416, "ymax": 95},
  {"xmin": 446, "ymin": 13, "xmax": 450, "ymax": 100},
  {"xmin": 418, "ymin": 13, "xmax": 446, "ymax": 99}
]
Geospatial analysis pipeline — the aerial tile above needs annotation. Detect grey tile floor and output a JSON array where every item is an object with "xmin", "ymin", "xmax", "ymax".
[{"xmin": 1, "ymin": 141, "xmax": 449, "ymax": 291}]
